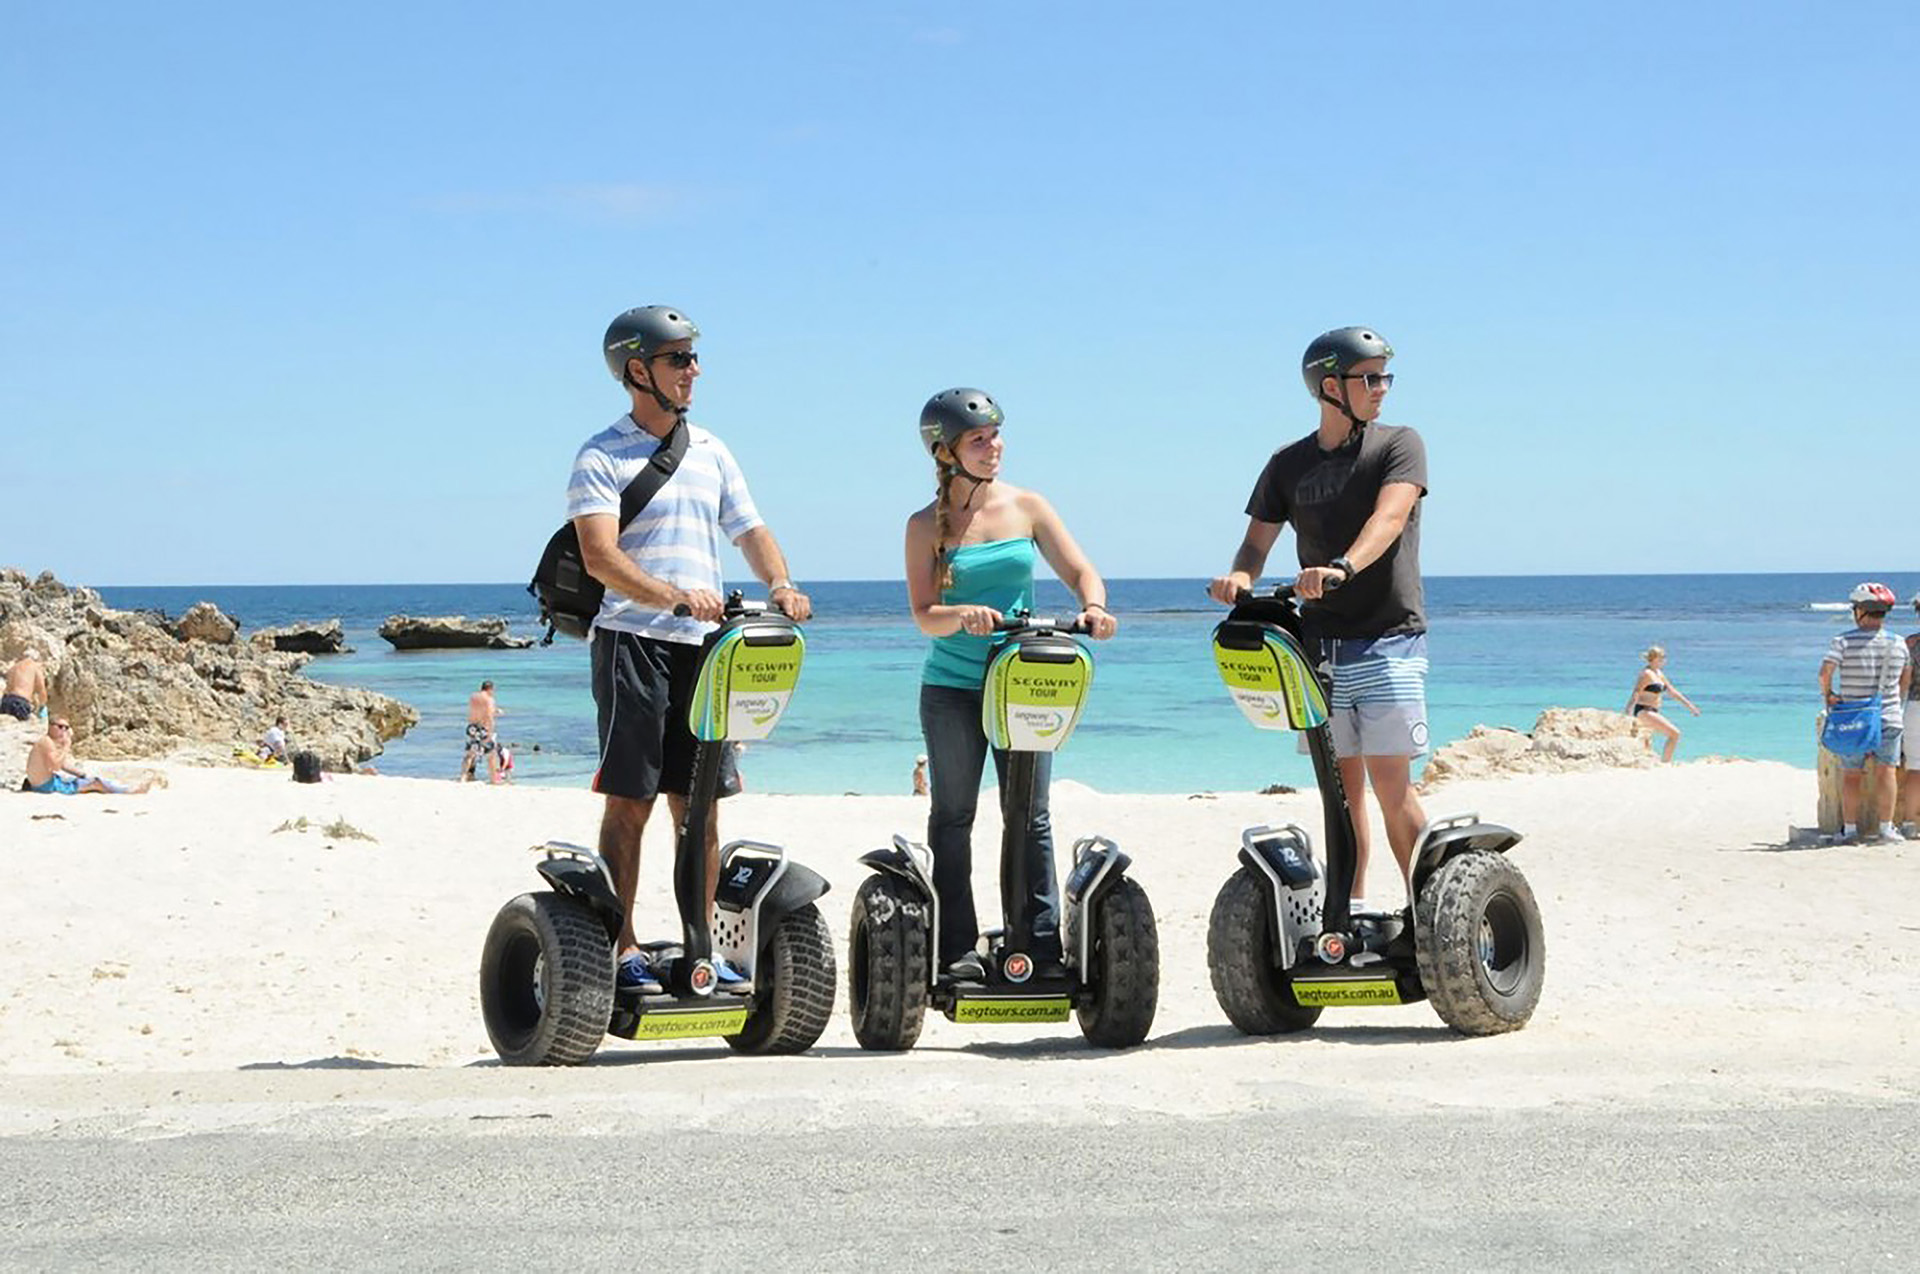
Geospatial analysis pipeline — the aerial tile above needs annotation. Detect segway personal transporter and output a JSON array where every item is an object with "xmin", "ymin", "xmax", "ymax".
[
  {"xmin": 480, "ymin": 593, "xmax": 836, "ymax": 1065},
  {"xmin": 1206, "ymin": 585, "xmax": 1544, "ymax": 1036},
  {"xmin": 848, "ymin": 611, "xmax": 1158, "ymax": 1051}
]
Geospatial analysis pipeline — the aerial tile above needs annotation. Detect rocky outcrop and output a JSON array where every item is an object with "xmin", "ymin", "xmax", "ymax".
[
  {"xmin": 251, "ymin": 619, "xmax": 350, "ymax": 654},
  {"xmin": 174, "ymin": 601, "xmax": 239, "ymax": 645},
  {"xmin": 1420, "ymin": 707, "xmax": 1658, "ymax": 789},
  {"xmin": 2, "ymin": 567, "xmax": 416, "ymax": 772},
  {"xmin": 378, "ymin": 615, "xmax": 533, "ymax": 650}
]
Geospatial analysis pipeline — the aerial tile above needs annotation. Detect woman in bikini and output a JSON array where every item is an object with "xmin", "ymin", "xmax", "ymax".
[{"xmin": 1623, "ymin": 645, "xmax": 1700, "ymax": 763}]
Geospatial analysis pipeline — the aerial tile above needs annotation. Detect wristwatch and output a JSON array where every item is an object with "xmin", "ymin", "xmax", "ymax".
[
  {"xmin": 770, "ymin": 579, "xmax": 797, "ymax": 594},
  {"xmin": 1328, "ymin": 556, "xmax": 1356, "ymax": 580}
]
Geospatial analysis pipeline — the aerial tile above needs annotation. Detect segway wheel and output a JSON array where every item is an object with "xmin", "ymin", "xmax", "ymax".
[
  {"xmin": 1414, "ymin": 850, "xmax": 1545, "ymax": 1036},
  {"xmin": 1206, "ymin": 866, "xmax": 1323, "ymax": 1035},
  {"xmin": 848, "ymin": 875, "xmax": 930, "ymax": 1051},
  {"xmin": 1076, "ymin": 875, "xmax": 1159, "ymax": 1049},
  {"xmin": 480, "ymin": 891, "xmax": 614, "ymax": 1066},
  {"xmin": 727, "ymin": 903, "xmax": 837, "ymax": 1055}
]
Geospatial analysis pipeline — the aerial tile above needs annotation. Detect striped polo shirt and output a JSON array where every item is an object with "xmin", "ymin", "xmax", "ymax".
[
  {"xmin": 1821, "ymin": 626, "xmax": 1909, "ymax": 726},
  {"xmin": 566, "ymin": 415, "xmax": 763, "ymax": 644}
]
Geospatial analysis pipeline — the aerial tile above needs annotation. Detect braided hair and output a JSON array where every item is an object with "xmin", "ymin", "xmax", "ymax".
[{"xmin": 931, "ymin": 452, "xmax": 960, "ymax": 592}]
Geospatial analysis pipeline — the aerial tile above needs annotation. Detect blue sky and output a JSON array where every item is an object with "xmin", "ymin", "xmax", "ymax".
[{"xmin": 3, "ymin": 1, "xmax": 1914, "ymax": 586}]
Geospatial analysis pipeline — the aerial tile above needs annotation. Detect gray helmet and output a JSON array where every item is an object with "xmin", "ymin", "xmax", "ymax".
[
  {"xmin": 918, "ymin": 387, "xmax": 1005, "ymax": 455},
  {"xmin": 1301, "ymin": 326, "xmax": 1394, "ymax": 398},
  {"xmin": 602, "ymin": 306, "xmax": 699, "ymax": 384}
]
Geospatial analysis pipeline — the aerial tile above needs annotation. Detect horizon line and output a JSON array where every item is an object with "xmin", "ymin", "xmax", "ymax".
[{"xmin": 79, "ymin": 567, "xmax": 1920, "ymax": 590}]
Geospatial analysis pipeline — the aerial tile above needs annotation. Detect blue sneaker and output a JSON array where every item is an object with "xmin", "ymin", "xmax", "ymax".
[
  {"xmin": 616, "ymin": 951, "xmax": 664, "ymax": 994},
  {"xmin": 712, "ymin": 956, "xmax": 751, "ymax": 991}
]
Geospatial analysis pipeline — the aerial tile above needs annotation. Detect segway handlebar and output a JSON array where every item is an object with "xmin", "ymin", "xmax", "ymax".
[
  {"xmin": 1227, "ymin": 575, "xmax": 1344, "ymax": 606},
  {"xmin": 672, "ymin": 590, "xmax": 789, "ymax": 620},
  {"xmin": 992, "ymin": 609, "xmax": 1095, "ymax": 636}
]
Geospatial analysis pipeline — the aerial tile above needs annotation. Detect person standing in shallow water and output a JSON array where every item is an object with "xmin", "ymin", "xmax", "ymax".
[
  {"xmin": 1623, "ymin": 646, "xmax": 1700, "ymax": 763},
  {"xmin": 904, "ymin": 388, "xmax": 1117, "ymax": 984}
]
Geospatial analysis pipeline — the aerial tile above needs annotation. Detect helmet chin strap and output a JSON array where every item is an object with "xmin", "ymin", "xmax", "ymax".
[
  {"xmin": 1318, "ymin": 382, "xmax": 1367, "ymax": 449},
  {"xmin": 937, "ymin": 442, "xmax": 994, "ymax": 503},
  {"xmin": 627, "ymin": 359, "xmax": 688, "ymax": 418}
]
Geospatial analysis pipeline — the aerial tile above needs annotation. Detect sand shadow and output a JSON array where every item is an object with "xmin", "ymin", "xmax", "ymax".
[
  {"xmin": 462, "ymin": 1042, "xmax": 888, "ymax": 1068},
  {"xmin": 1148, "ymin": 1022, "xmax": 1452, "ymax": 1050},
  {"xmin": 240, "ymin": 1056, "xmax": 423, "ymax": 1071}
]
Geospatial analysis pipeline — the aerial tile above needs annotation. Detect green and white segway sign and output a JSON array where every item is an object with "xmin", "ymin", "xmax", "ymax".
[
  {"xmin": 690, "ymin": 622, "xmax": 805, "ymax": 742},
  {"xmin": 983, "ymin": 635, "xmax": 1093, "ymax": 753},
  {"xmin": 1212, "ymin": 624, "xmax": 1329, "ymax": 732}
]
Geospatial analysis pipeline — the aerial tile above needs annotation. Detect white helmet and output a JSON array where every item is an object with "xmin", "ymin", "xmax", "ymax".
[{"xmin": 1848, "ymin": 582, "xmax": 1896, "ymax": 613}]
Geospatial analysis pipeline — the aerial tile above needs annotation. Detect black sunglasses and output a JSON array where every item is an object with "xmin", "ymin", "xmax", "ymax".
[
  {"xmin": 650, "ymin": 350, "xmax": 699, "ymax": 369},
  {"xmin": 1342, "ymin": 371, "xmax": 1394, "ymax": 391}
]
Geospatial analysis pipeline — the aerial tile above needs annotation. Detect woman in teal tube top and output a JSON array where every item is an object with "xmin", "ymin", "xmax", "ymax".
[{"xmin": 902, "ymin": 387, "xmax": 1119, "ymax": 984}]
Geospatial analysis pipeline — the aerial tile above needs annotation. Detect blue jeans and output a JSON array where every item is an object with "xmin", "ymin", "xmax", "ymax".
[{"xmin": 920, "ymin": 683, "xmax": 1060, "ymax": 967}]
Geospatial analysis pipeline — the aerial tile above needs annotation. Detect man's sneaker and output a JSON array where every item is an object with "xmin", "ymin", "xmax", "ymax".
[
  {"xmin": 616, "ymin": 951, "xmax": 664, "ymax": 994},
  {"xmin": 1871, "ymin": 826, "xmax": 1907, "ymax": 845},
  {"xmin": 943, "ymin": 952, "xmax": 988, "ymax": 983},
  {"xmin": 712, "ymin": 956, "xmax": 752, "ymax": 992}
]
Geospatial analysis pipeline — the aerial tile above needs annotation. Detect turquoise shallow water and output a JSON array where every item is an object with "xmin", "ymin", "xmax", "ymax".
[{"xmin": 100, "ymin": 573, "xmax": 1920, "ymax": 794}]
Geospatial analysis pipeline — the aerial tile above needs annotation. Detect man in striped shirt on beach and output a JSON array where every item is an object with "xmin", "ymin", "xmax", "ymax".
[
  {"xmin": 568, "ymin": 305, "xmax": 812, "ymax": 992},
  {"xmin": 1818, "ymin": 581, "xmax": 1910, "ymax": 844},
  {"xmin": 1210, "ymin": 326, "xmax": 1430, "ymax": 907}
]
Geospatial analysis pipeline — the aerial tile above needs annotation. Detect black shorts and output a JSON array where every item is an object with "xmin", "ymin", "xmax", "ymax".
[{"xmin": 590, "ymin": 629, "xmax": 740, "ymax": 802}]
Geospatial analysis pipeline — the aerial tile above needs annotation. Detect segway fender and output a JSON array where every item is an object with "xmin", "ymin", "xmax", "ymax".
[
  {"xmin": 756, "ymin": 860, "xmax": 831, "ymax": 924},
  {"xmin": 1409, "ymin": 814, "xmax": 1524, "ymax": 900},
  {"xmin": 533, "ymin": 845, "xmax": 624, "ymax": 942},
  {"xmin": 858, "ymin": 839, "xmax": 937, "ymax": 903},
  {"xmin": 1065, "ymin": 836, "xmax": 1132, "ymax": 975}
]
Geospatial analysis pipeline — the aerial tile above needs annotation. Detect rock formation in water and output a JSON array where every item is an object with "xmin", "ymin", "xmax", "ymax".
[
  {"xmin": 1, "ymin": 568, "xmax": 415, "ymax": 775},
  {"xmin": 378, "ymin": 615, "xmax": 533, "ymax": 650}
]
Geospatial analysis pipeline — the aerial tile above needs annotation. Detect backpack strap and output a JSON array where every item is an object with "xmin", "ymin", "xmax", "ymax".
[{"xmin": 617, "ymin": 418, "xmax": 689, "ymax": 531}]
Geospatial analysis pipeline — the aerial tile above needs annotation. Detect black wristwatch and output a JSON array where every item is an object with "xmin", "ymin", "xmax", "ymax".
[{"xmin": 1328, "ymin": 556, "xmax": 1356, "ymax": 580}]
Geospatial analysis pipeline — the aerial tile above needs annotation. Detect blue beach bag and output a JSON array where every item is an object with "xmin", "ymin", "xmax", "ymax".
[{"xmin": 1821, "ymin": 696, "xmax": 1882, "ymax": 761}]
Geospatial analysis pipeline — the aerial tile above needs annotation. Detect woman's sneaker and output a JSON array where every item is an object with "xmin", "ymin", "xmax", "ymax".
[
  {"xmin": 616, "ymin": 951, "xmax": 664, "ymax": 994},
  {"xmin": 943, "ymin": 952, "xmax": 988, "ymax": 983}
]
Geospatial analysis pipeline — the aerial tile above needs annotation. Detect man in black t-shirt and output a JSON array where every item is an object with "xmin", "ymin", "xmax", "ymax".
[{"xmin": 1209, "ymin": 326, "xmax": 1430, "ymax": 906}]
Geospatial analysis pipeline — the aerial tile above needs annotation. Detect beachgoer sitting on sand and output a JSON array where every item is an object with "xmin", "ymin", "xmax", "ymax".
[
  {"xmin": 912, "ymin": 753, "xmax": 929, "ymax": 796},
  {"xmin": 460, "ymin": 680, "xmax": 504, "ymax": 783},
  {"xmin": 2, "ymin": 649, "xmax": 48, "ymax": 721},
  {"xmin": 1623, "ymin": 645, "xmax": 1700, "ymax": 763},
  {"xmin": 258, "ymin": 715, "xmax": 290, "ymax": 763},
  {"xmin": 22, "ymin": 718, "xmax": 156, "ymax": 795}
]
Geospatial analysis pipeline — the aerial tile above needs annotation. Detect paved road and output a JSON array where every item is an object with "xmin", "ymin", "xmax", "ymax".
[{"xmin": 4, "ymin": 1103, "xmax": 1914, "ymax": 1269}]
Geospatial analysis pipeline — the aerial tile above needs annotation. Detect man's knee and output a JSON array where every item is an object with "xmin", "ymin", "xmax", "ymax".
[{"xmin": 602, "ymin": 794, "xmax": 654, "ymax": 837}]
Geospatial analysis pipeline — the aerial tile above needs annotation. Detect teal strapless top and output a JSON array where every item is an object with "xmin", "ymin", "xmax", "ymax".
[{"xmin": 922, "ymin": 538, "xmax": 1037, "ymax": 689}]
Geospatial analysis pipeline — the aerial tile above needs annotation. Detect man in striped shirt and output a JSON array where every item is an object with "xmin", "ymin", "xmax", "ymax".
[
  {"xmin": 568, "ymin": 305, "xmax": 812, "ymax": 991},
  {"xmin": 1818, "ymin": 582, "xmax": 1911, "ymax": 844}
]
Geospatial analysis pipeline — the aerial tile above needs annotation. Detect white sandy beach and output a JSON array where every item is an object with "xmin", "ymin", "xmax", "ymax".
[{"xmin": 2, "ymin": 755, "xmax": 1915, "ymax": 1139}]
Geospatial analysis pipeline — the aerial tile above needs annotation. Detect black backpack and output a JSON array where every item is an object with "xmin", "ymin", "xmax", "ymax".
[{"xmin": 529, "ymin": 419, "xmax": 689, "ymax": 644}]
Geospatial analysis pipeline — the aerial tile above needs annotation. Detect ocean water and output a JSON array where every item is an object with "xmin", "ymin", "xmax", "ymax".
[{"xmin": 98, "ymin": 574, "xmax": 1920, "ymax": 795}]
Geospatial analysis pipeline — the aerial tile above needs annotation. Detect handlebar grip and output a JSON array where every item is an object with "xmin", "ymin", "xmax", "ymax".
[{"xmin": 673, "ymin": 604, "xmax": 692, "ymax": 617}]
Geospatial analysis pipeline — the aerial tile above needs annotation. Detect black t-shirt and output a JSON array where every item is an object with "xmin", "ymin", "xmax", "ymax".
[{"xmin": 1244, "ymin": 423, "xmax": 1428, "ymax": 638}]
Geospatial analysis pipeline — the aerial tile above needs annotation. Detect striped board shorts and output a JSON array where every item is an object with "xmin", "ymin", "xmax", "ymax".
[{"xmin": 1313, "ymin": 631, "xmax": 1431, "ymax": 760}]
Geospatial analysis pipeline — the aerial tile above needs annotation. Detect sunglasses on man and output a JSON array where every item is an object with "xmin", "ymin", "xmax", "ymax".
[
  {"xmin": 1342, "ymin": 371, "xmax": 1394, "ymax": 391},
  {"xmin": 650, "ymin": 350, "xmax": 699, "ymax": 369}
]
